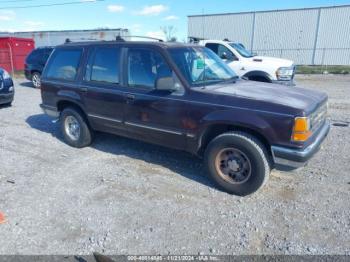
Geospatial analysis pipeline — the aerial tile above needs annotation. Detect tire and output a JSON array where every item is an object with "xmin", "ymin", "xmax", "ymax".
[
  {"xmin": 60, "ymin": 107, "xmax": 93, "ymax": 148},
  {"xmin": 1, "ymin": 102, "xmax": 12, "ymax": 107},
  {"xmin": 31, "ymin": 72, "xmax": 41, "ymax": 88},
  {"xmin": 248, "ymin": 76, "xmax": 271, "ymax": 83},
  {"xmin": 204, "ymin": 131, "xmax": 270, "ymax": 196}
]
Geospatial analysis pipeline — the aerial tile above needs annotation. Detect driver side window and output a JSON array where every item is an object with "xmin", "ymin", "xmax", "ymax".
[
  {"xmin": 206, "ymin": 43, "xmax": 237, "ymax": 61},
  {"xmin": 127, "ymin": 48, "xmax": 172, "ymax": 89}
]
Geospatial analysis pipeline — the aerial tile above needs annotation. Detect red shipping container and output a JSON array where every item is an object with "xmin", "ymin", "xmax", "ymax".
[{"xmin": 0, "ymin": 37, "xmax": 35, "ymax": 73}]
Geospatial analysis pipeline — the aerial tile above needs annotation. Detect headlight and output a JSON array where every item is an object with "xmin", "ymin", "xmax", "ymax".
[
  {"xmin": 276, "ymin": 66, "xmax": 294, "ymax": 81},
  {"xmin": 292, "ymin": 117, "xmax": 312, "ymax": 142},
  {"xmin": 1, "ymin": 70, "xmax": 12, "ymax": 80}
]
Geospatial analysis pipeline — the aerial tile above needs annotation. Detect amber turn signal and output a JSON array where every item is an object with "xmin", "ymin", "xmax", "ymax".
[{"xmin": 292, "ymin": 117, "xmax": 312, "ymax": 142}]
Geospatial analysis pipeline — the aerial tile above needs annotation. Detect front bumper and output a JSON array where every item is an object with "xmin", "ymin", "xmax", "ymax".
[
  {"xmin": 0, "ymin": 92, "xmax": 14, "ymax": 105},
  {"xmin": 271, "ymin": 120, "xmax": 331, "ymax": 169},
  {"xmin": 272, "ymin": 79, "xmax": 295, "ymax": 86}
]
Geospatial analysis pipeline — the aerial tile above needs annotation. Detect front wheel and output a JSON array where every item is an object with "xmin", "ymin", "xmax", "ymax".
[
  {"xmin": 205, "ymin": 131, "xmax": 270, "ymax": 196},
  {"xmin": 60, "ymin": 107, "xmax": 93, "ymax": 148}
]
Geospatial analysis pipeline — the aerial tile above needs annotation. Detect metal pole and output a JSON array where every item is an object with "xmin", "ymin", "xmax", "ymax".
[
  {"xmin": 7, "ymin": 42, "xmax": 14, "ymax": 77},
  {"xmin": 321, "ymin": 48, "xmax": 326, "ymax": 66},
  {"xmin": 312, "ymin": 8, "xmax": 321, "ymax": 65},
  {"xmin": 250, "ymin": 12, "xmax": 256, "ymax": 52}
]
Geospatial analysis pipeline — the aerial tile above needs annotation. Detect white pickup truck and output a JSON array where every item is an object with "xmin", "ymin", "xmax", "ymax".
[{"xmin": 199, "ymin": 39, "xmax": 296, "ymax": 85}]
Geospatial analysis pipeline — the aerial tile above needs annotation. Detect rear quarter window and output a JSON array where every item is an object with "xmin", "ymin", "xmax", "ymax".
[
  {"xmin": 26, "ymin": 49, "xmax": 42, "ymax": 63},
  {"xmin": 45, "ymin": 49, "xmax": 82, "ymax": 81}
]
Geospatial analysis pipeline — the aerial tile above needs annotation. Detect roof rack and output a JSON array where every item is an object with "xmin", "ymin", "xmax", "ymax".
[
  {"xmin": 64, "ymin": 35, "xmax": 165, "ymax": 44},
  {"xmin": 64, "ymin": 37, "xmax": 102, "ymax": 44},
  {"xmin": 122, "ymin": 35, "xmax": 164, "ymax": 42},
  {"xmin": 188, "ymin": 36, "xmax": 206, "ymax": 43}
]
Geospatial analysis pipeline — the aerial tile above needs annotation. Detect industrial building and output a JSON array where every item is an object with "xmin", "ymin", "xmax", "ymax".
[
  {"xmin": 0, "ymin": 28, "xmax": 129, "ymax": 48},
  {"xmin": 188, "ymin": 5, "xmax": 350, "ymax": 65}
]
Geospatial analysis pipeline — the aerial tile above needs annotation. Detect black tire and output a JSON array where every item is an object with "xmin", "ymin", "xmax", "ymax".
[
  {"xmin": 204, "ymin": 131, "xmax": 270, "ymax": 196},
  {"xmin": 31, "ymin": 72, "xmax": 41, "ymax": 88},
  {"xmin": 248, "ymin": 76, "xmax": 271, "ymax": 83},
  {"xmin": 1, "ymin": 102, "xmax": 12, "ymax": 107},
  {"xmin": 60, "ymin": 107, "xmax": 93, "ymax": 148}
]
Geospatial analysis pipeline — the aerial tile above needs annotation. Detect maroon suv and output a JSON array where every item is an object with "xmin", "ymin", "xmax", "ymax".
[{"xmin": 40, "ymin": 40, "xmax": 330, "ymax": 196}]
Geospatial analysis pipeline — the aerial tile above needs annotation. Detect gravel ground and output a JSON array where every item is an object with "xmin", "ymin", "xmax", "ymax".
[{"xmin": 0, "ymin": 75, "xmax": 349, "ymax": 255}]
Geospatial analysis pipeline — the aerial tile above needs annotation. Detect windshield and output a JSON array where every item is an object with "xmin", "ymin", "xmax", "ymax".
[
  {"xmin": 169, "ymin": 47, "xmax": 237, "ymax": 87},
  {"xmin": 229, "ymin": 43, "xmax": 254, "ymax": 58}
]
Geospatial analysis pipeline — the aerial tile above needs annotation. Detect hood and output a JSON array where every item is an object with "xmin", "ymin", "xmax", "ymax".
[
  {"xmin": 207, "ymin": 80, "xmax": 327, "ymax": 115},
  {"xmin": 250, "ymin": 56, "xmax": 294, "ymax": 68}
]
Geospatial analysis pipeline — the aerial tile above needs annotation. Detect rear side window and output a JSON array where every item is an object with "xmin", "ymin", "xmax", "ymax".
[
  {"xmin": 41, "ymin": 49, "xmax": 53, "ymax": 64},
  {"xmin": 85, "ymin": 47, "xmax": 120, "ymax": 84},
  {"xmin": 46, "ymin": 49, "xmax": 82, "ymax": 81}
]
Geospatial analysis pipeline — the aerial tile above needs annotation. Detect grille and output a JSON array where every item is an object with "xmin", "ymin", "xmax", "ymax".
[{"xmin": 310, "ymin": 102, "xmax": 328, "ymax": 131}]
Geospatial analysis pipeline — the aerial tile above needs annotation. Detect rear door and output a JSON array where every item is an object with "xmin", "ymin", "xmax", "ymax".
[
  {"xmin": 81, "ymin": 45, "xmax": 126, "ymax": 132},
  {"xmin": 122, "ymin": 47, "xmax": 188, "ymax": 150}
]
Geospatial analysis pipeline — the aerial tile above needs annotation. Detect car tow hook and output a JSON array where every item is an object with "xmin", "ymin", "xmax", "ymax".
[{"xmin": 52, "ymin": 118, "xmax": 59, "ymax": 124}]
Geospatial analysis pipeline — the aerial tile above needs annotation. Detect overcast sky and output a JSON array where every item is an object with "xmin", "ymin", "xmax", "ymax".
[{"xmin": 0, "ymin": 0, "xmax": 349, "ymax": 40}]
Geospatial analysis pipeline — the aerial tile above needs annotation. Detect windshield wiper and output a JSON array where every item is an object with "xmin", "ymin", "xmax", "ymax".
[{"xmin": 223, "ymin": 76, "xmax": 239, "ymax": 83}]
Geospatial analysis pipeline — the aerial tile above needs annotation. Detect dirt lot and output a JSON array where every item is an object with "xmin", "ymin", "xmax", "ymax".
[{"xmin": 0, "ymin": 75, "xmax": 349, "ymax": 255}]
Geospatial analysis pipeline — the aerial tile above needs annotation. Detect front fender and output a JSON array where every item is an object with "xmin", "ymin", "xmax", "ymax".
[{"xmin": 198, "ymin": 108, "xmax": 283, "ymax": 146}]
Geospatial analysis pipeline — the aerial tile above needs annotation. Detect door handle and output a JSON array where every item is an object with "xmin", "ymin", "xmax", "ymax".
[
  {"xmin": 79, "ymin": 87, "xmax": 88, "ymax": 92},
  {"xmin": 126, "ymin": 94, "xmax": 135, "ymax": 100}
]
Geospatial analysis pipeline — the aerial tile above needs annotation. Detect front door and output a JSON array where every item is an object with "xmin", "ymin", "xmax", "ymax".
[
  {"xmin": 205, "ymin": 43, "xmax": 242, "ymax": 76},
  {"xmin": 122, "ymin": 47, "xmax": 188, "ymax": 150}
]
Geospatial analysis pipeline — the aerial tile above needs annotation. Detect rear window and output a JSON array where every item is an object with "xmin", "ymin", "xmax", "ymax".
[
  {"xmin": 26, "ymin": 49, "xmax": 43, "ymax": 63},
  {"xmin": 45, "ymin": 49, "xmax": 82, "ymax": 81}
]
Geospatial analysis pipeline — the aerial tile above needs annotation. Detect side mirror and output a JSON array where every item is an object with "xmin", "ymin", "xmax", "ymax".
[
  {"xmin": 155, "ymin": 76, "xmax": 178, "ymax": 92},
  {"xmin": 220, "ymin": 52, "xmax": 228, "ymax": 60}
]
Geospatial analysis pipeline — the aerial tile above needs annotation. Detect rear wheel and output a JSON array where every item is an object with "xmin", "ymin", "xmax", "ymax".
[
  {"xmin": 205, "ymin": 131, "xmax": 270, "ymax": 196},
  {"xmin": 60, "ymin": 107, "xmax": 93, "ymax": 148},
  {"xmin": 32, "ymin": 72, "xmax": 41, "ymax": 88}
]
